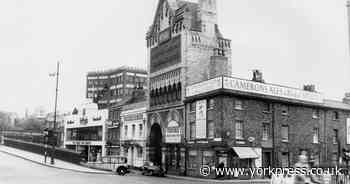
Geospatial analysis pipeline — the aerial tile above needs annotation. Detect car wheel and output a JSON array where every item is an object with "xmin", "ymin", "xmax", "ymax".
[
  {"xmin": 117, "ymin": 167, "xmax": 127, "ymax": 176},
  {"xmin": 149, "ymin": 170, "xmax": 154, "ymax": 176}
]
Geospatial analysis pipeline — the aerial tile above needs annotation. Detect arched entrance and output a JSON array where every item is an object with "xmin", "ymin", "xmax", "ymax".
[{"xmin": 149, "ymin": 123, "xmax": 162, "ymax": 166}]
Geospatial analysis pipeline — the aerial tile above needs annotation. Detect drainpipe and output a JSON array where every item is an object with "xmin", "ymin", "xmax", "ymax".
[{"xmin": 271, "ymin": 103, "xmax": 276, "ymax": 168}]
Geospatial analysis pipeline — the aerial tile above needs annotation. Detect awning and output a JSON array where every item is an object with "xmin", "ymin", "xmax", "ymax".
[{"xmin": 232, "ymin": 147, "xmax": 258, "ymax": 159}]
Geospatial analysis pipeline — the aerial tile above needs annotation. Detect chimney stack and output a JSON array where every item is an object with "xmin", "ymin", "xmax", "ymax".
[
  {"xmin": 343, "ymin": 93, "xmax": 350, "ymax": 104},
  {"xmin": 303, "ymin": 84, "xmax": 316, "ymax": 92},
  {"xmin": 252, "ymin": 70, "xmax": 265, "ymax": 83}
]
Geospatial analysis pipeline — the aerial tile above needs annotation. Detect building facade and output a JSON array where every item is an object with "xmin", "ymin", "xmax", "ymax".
[
  {"xmin": 86, "ymin": 66, "xmax": 147, "ymax": 109},
  {"xmin": 63, "ymin": 101, "xmax": 109, "ymax": 162},
  {"xmin": 146, "ymin": 0, "xmax": 232, "ymax": 175},
  {"xmin": 120, "ymin": 102, "xmax": 147, "ymax": 168},
  {"xmin": 185, "ymin": 75, "xmax": 350, "ymax": 178}
]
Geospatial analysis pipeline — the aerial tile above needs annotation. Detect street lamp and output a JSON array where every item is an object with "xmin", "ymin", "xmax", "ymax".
[{"xmin": 49, "ymin": 61, "xmax": 60, "ymax": 165}]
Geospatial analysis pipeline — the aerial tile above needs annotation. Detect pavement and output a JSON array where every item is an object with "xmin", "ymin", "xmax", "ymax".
[
  {"xmin": 0, "ymin": 145, "xmax": 270, "ymax": 184},
  {"xmin": 0, "ymin": 145, "xmax": 110, "ymax": 174}
]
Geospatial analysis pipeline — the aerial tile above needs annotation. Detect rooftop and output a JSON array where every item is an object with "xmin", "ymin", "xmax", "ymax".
[{"xmin": 87, "ymin": 66, "xmax": 147, "ymax": 76}]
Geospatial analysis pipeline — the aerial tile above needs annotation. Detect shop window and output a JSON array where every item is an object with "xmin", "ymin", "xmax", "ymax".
[
  {"xmin": 333, "ymin": 129, "xmax": 338, "ymax": 144},
  {"xmin": 202, "ymin": 151, "xmax": 214, "ymax": 167},
  {"xmin": 281, "ymin": 125, "xmax": 289, "ymax": 142},
  {"xmin": 190, "ymin": 122, "xmax": 196, "ymax": 140},
  {"xmin": 188, "ymin": 150, "xmax": 198, "ymax": 169},
  {"xmin": 235, "ymin": 120, "xmax": 243, "ymax": 140},
  {"xmin": 234, "ymin": 100, "xmax": 243, "ymax": 110},
  {"xmin": 138, "ymin": 148, "xmax": 143, "ymax": 158},
  {"xmin": 312, "ymin": 109, "xmax": 320, "ymax": 119},
  {"xmin": 262, "ymin": 123, "xmax": 270, "ymax": 141},
  {"xmin": 281, "ymin": 152, "xmax": 289, "ymax": 168},
  {"xmin": 208, "ymin": 120, "xmax": 215, "ymax": 139},
  {"xmin": 313, "ymin": 128, "xmax": 319, "ymax": 144}
]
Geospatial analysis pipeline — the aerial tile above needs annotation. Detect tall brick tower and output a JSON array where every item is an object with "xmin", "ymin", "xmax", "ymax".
[{"xmin": 145, "ymin": 0, "xmax": 232, "ymax": 174}]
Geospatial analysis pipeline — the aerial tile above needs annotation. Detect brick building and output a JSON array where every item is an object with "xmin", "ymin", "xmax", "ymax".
[
  {"xmin": 86, "ymin": 66, "xmax": 147, "ymax": 109},
  {"xmin": 146, "ymin": 0, "xmax": 231, "ymax": 175},
  {"xmin": 185, "ymin": 75, "xmax": 350, "ymax": 178}
]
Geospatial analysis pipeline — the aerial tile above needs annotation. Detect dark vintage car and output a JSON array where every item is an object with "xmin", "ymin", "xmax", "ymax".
[{"xmin": 141, "ymin": 161, "xmax": 165, "ymax": 177}]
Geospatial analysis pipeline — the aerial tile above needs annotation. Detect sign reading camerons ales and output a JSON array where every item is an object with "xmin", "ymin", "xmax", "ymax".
[
  {"xmin": 223, "ymin": 77, "xmax": 323, "ymax": 103},
  {"xmin": 186, "ymin": 76, "xmax": 324, "ymax": 104},
  {"xmin": 150, "ymin": 35, "xmax": 181, "ymax": 73}
]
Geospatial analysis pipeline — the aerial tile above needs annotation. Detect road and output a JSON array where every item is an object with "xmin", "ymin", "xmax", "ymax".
[{"xmin": 0, "ymin": 151, "xmax": 269, "ymax": 184}]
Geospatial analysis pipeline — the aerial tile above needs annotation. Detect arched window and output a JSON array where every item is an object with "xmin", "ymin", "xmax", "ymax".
[{"xmin": 176, "ymin": 83, "xmax": 182, "ymax": 100}]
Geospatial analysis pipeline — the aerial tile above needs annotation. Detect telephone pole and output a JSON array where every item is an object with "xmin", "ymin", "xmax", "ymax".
[{"xmin": 50, "ymin": 61, "xmax": 60, "ymax": 165}]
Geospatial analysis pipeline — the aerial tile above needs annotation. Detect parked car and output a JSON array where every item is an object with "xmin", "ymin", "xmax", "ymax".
[
  {"xmin": 103, "ymin": 156, "xmax": 129, "ymax": 175},
  {"xmin": 141, "ymin": 161, "xmax": 165, "ymax": 177}
]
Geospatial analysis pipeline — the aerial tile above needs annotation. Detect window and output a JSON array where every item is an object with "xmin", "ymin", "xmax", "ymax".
[
  {"xmin": 281, "ymin": 125, "xmax": 289, "ymax": 142},
  {"xmin": 235, "ymin": 100, "xmax": 243, "ymax": 110},
  {"xmin": 188, "ymin": 150, "xmax": 198, "ymax": 169},
  {"xmin": 124, "ymin": 125, "xmax": 128, "ymax": 138},
  {"xmin": 190, "ymin": 102, "xmax": 196, "ymax": 112},
  {"xmin": 208, "ymin": 99, "xmax": 215, "ymax": 109},
  {"xmin": 132, "ymin": 125, "xmax": 136, "ymax": 137},
  {"xmin": 281, "ymin": 106, "xmax": 288, "ymax": 115},
  {"xmin": 312, "ymin": 109, "xmax": 320, "ymax": 119},
  {"xmin": 313, "ymin": 128, "xmax": 319, "ymax": 144},
  {"xmin": 137, "ymin": 148, "xmax": 143, "ymax": 158},
  {"xmin": 263, "ymin": 102, "xmax": 271, "ymax": 113},
  {"xmin": 333, "ymin": 129, "xmax": 338, "ymax": 144},
  {"xmin": 190, "ymin": 122, "xmax": 196, "ymax": 140},
  {"xmin": 333, "ymin": 111, "xmax": 339, "ymax": 120},
  {"xmin": 281, "ymin": 152, "xmax": 289, "ymax": 168},
  {"xmin": 235, "ymin": 120, "xmax": 243, "ymax": 139},
  {"xmin": 139, "ymin": 124, "xmax": 143, "ymax": 137},
  {"xmin": 262, "ymin": 124, "xmax": 270, "ymax": 141},
  {"xmin": 332, "ymin": 153, "xmax": 338, "ymax": 166},
  {"xmin": 208, "ymin": 120, "xmax": 215, "ymax": 138}
]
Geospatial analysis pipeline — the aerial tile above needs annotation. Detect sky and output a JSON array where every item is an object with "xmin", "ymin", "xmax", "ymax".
[{"xmin": 0, "ymin": 0, "xmax": 349, "ymax": 117}]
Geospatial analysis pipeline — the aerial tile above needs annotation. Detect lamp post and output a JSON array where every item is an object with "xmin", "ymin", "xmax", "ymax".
[{"xmin": 49, "ymin": 61, "xmax": 60, "ymax": 165}]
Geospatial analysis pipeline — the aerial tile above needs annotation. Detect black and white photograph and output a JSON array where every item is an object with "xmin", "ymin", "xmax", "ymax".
[{"xmin": 1, "ymin": 0, "xmax": 350, "ymax": 183}]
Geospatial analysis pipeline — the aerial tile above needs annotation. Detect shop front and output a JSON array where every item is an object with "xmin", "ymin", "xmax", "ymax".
[{"xmin": 185, "ymin": 144, "xmax": 262, "ymax": 179}]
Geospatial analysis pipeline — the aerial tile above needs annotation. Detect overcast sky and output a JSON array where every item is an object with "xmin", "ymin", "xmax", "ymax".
[{"xmin": 0, "ymin": 0, "xmax": 349, "ymax": 116}]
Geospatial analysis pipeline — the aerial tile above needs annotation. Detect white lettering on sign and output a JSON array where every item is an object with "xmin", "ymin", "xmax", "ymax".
[
  {"xmin": 196, "ymin": 100, "xmax": 207, "ymax": 139},
  {"xmin": 165, "ymin": 120, "xmax": 181, "ymax": 143},
  {"xmin": 223, "ymin": 77, "xmax": 323, "ymax": 103}
]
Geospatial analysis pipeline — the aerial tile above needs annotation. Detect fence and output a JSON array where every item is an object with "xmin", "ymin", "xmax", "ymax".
[{"xmin": 3, "ymin": 137, "xmax": 83, "ymax": 165}]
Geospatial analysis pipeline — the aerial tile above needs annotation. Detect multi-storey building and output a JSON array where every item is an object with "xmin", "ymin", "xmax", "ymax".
[
  {"xmin": 146, "ymin": 0, "xmax": 231, "ymax": 175},
  {"xmin": 86, "ymin": 66, "xmax": 147, "ymax": 109},
  {"xmin": 120, "ymin": 100, "xmax": 147, "ymax": 168},
  {"xmin": 63, "ymin": 101, "xmax": 109, "ymax": 162},
  {"xmin": 184, "ymin": 73, "xmax": 350, "ymax": 178}
]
